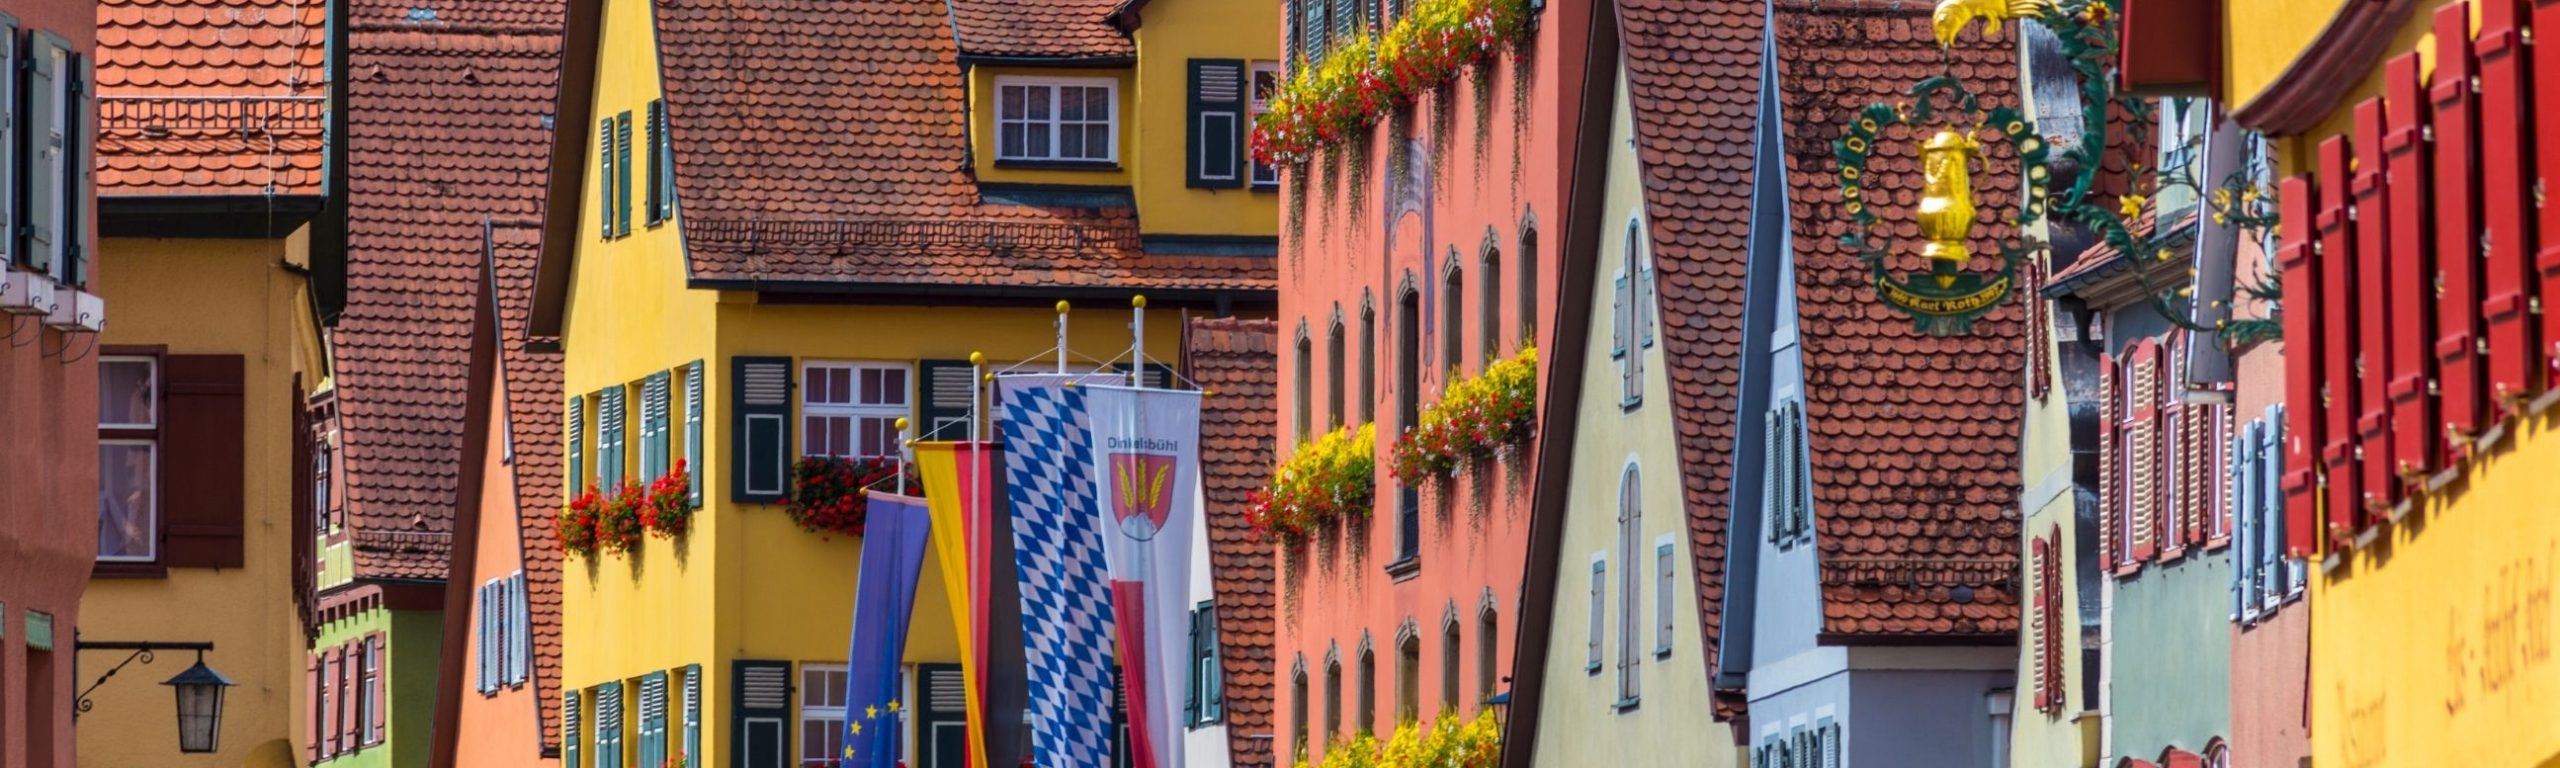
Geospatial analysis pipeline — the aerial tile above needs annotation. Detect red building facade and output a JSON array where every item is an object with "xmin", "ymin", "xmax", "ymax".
[
  {"xmin": 0, "ymin": 0, "xmax": 100, "ymax": 764},
  {"xmin": 1267, "ymin": 0, "xmax": 1593, "ymax": 762}
]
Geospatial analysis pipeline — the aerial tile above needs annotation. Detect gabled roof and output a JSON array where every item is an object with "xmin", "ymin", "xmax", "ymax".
[
  {"xmin": 531, "ymin": 0, "xmax": 1270, "ymax": 336},
  {"xmin": 948, "ymin": 0, "xmax": 1134, "ymax": 60},
  {"xmin": 1184, "ymin": 316, "xmax": 1278, "ymax": 768},
  {"xmin": 489, "ymin": 222, "xmax": 567, "ymax": 748},
  {"xmin": 1623, "ymin": 0, "xmax": 1765, "ymax": 712},
  {"xmin": 1772, "ymin": 3, "xmax": 2023, "ymax": 640},
  {"xmin": 95, "ymin": 0, "xmax": 328, "ymax": 196},
  {"xmin": 334, "ymin": 0, "xmax": 561, "ymax": 581}
]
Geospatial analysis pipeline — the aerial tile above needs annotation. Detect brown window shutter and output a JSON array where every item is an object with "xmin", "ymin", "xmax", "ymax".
[
  {"xmin": 306, "ymin": 654, "xmax": 320, "ymax": 761},
  {"xmin": 339, "ymin": 641, "xmax": 357, "ymax": 752},
  {"xmin": 163, "ymin": 354, "xmax": 246, "ymax": 568},
  {"xmin": 368, "ymin": 633, "xmax": 386, "ymax": 743},
  {"xmin": 323, "ymin": 647, "xmax": 342, "ymax": 756}
]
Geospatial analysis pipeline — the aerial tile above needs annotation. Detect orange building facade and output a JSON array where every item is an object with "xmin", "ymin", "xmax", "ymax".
[{"xmin": 1267, "ymin": 0, "xmax": 1593, "ymax": 761}]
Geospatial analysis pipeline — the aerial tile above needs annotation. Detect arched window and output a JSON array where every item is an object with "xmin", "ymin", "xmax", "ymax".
[
  {"xmin": 1396, "ymin": 630, "xmax": 1421, "ymax": 724},
  {"xmin": 1616, "ymin": 217, "xmax": 1648, "ymax": 406},
  {"xmin": 1617, "ymin": 462, "xmax": 1643, "ymax": 703},
  {"xmin": 1440, "ymin": 616, "xmax": 1462, "ymax": 714},
  {"xmin": 1477, "ymin": 603, "xmax": 1498, "ymax": 702},
  {"xmin": 1323, "ymin": 654, "xmax": 1342, "ymax": 746},
  {"xmin": 1481, "ymin": 243, "xmax": 1503, "ymax": 363},
  {"xmin": 1360, "ymin": 294, "xmax": 1377, "ymax": 424},
  {"xmin": 1292, "ymin": 661, "xmax": 1310, "ymax": 758},
  {"xmin": 1327, "ymin": 315, "xmax": 1346, "ymax": 430},
  {"xmin": 1356, "ymin": 644, "xmax": 1377, "ymax": 736},
  {"xmin": 1443, "ymin": 252, "xmax": 1465, "ymax": 375},
  {"xmin": 1295, "ymin": 325, "xmax": 1313, "ymax": 444},
  {"xmin": 1396, "ymin": 287, "xmax": 1423, "ymax": 561},
  {"xmin": 1519, "ymin": 220, "xmax": 1539, "ymax": 344}
]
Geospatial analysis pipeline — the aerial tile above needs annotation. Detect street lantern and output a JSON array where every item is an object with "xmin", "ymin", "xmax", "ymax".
[
  {"xmin": 161, "ymin": 653, "xmax": 235, "ymax": 753},
  {"xmin": 1483, "ymin": 688, "xmax": 1511, "ymax": 733}
]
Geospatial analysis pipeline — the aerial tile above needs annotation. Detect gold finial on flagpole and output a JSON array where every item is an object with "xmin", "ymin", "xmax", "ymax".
[
  {"xmin": 1057, "ymin": 300, "xmax": 1071, "ymax": 314},
  {"xmin": 1132, "ymin": 295, "xmax": 1147, "ymax": 309},
  {"xmin": 969, "ymin": 351, "xmax": 985, "ymax": 366}
]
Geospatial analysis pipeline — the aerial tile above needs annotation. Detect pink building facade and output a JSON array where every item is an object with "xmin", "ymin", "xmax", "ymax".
[{"xmin": 1269, "ymin": 1, "xmax": 1594, "ymax": 762}]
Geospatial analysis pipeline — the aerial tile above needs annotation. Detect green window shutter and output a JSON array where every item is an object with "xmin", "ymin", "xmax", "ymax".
[
  {"xmin": 595, "ymin": 683, "xmax": 623, "ymax": 768},
  {"xmin": 731, "ymin": 660, "xmax": 791, "ymax": 768},
  {"xmin": 567, "ymin": 395, "xmax": 586, "ymax": 493},
  {"xmin": 644, "ymin": 371, "xmax": 671, "ymax": 479},
  {"xmin": 599, "ymin": 388, "xmax": 626, "ymax": 488},
  {"xmin": 62, "ymin": 54, "xmax": 88, "ymax": 287},
  {"xmin": 731, "ymin": 357, "xmax": 793, "ymax": 503},
  {"xmin": 562, "ymin": 688, "xmax": 583, "ymax": 768},
  {"xmin": 598, "ymin": 118, "xmax": 614, "ymax": 239},
  {"xmin": 645, "ymin": 100, "xmax": 665, "ymax": 226},
  {"xmin": 640, "ymin": 672, "xmax": 669, "ymax": 768},
  {"xmin": 1300, "ymin": 0, "xmax": 1326, "ymax": 60},
  {"xmin": 1788, "ymin": 402, "xmax": 1809, "ymax": 538},
  {"xmin": 615, "ymin": 111, "xmax": 634, "ymax": 237},
  {"xmin": 682, "ymin": 664, "xmax": 702, "ymax": 768},
  {"xmin": 1186, "ymin": 59, "xmax": 1244, "ymax": 189},
  {"xmin": 21, "ymin": 33, "xmax": 64, "ymax": 276},
  {"xmin": 1185, "ymin": 608, "xmax": 1202, "ymax": 723},
  {"xmin": 0, "ymin": 14, "xmax": 17, "ymax": 269},
  {"xmin": 686, "ymin": 362, "xmax": 705, "ymax": 508},
  {"xmin": 918, "ymin": 359, "xmax": 975, "ymax": 442},
  {"xmin": 657, "ymin": 102, "xmax": 677, "ymax": 223}
]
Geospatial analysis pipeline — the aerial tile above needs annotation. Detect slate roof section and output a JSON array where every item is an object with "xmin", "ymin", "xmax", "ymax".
[
  {"xmin": 1621, "ymin": 0, "xmax": 1764, "ymax": 707},
  {"xmin": 94, "ymin": 0, "xmax": 329, "ymax": 195},
  {"xmin": 1185, "ymin": 316, "xmax": 1278, "ymax": 766},
  {"xmin": 334, "ymin": 0, "xmax": 561, "ymax": 580},
  {"xmin": 947, "ymin": 0, "xmax": 1133, "ymax": 60},
  {"xmin": 647, "ymin": 0, "xmax": 1268, "ymax": 292},
  {"xmin": 490, "ymin": 222, "xmax": 567, "ymax": 748},
  {"xmin": 1771, "ymin": 3, "xmax": 2023, "ymax": 639}
]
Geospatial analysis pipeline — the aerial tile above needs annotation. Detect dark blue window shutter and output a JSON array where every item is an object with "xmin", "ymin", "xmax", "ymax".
[
  {"xmin": 731, "ymin": 660, "xmax": 791, "ymax": 768},
  {"xmin": 62, "ymin": 53, "xmax": 88, "ymax": 287},
  {"xmin": 645, "ymin": 100, "xmax": 665, "ymax": 226},
  {"xmin": 682, "ymin": 664, "xmax": 702, "ymax": 768},
  {"xmin": 731, "ymin": 357, "xmax": 793, "ymax": 503},
  {"xmin": 918, "ymin": 359, "xmax": 975, "ymax": 442},
  {"xmin": 686, "ymin": 362, "xmax": 705, "ymax": 507},
  {"xmin": 562, "ymin": 688, "xmax": 583, "ymax": 768},
  {"xmin": 1187, "ymin": 60, "xmax": 1246, "ymax": 189},
  {"xmin": 567, "ymin": 395, "xmax": 586, "ymax": 493}
]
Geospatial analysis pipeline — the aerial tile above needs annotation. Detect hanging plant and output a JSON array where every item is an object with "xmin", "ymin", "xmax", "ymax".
[
  {"xmin": 1391, "ymin": 346, "xmax": 1538, "ymax": 484},
  {"xmin": 1248, "ymin": 423, "xmax": 1379, "ymax": 544},
  {"xmin": 643, "ymin": 459, "xmax": 693, "ymax": 538},
  {"xmin": 559, "ymin": 484, "xmax": 603, "ymax": 558},
  {"xmin": 597, "ymin": 479, "xmax": 648, "ymax": 555},
  {"xmin": 785, "ymin": 456, "xmax": 921, "ymax": 538},
  {"xmin": 1253, "ymin": 0, "xmax": 1534, "ymax": 166}
]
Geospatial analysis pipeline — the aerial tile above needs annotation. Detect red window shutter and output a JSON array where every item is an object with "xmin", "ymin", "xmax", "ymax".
[
  {"xmin": 2478, "ymin": 0, "xmax": 2537, "ymax": 408},
  {"xmin": 340, "ymin": 641, "xmax": 357, "ymax": 752},
  {"xmin": 323, "ymin": 647, "xmax": 341, "ymax": 756},
  {"xmin": 2279, "ymin": 174, "xmax": 2324, "ymax": 557},
  {"xmin": 2100, "ymin": 357, "xmax": 2121, "ymax": 571},
  {"xmin": 2383, "ymin": 53, "xmax": 2441, "ymax": 485},
  {"xmin": 2043, "ymin": 524, "xmax": 2065, "ymax": 709},
  {"xmin": 2132, "ymin": 341, "xmax": 2162, "ymax": 563},
  {"xmin": 2433, "ymin": 2, "xmax": 2486, "ymax": 451},
  {"xmin": 368, "ymin": 633, "xmax": 386, "ymax": 744},
  {"xmin": 2031, "ymin": 535, "xmax": 2050, "ymax": 712},
  {"xmin": 2317, "ymin": 136, "xmax": 2365, "ymax": 545},
  {"xmin": 2352, "ymin": 97, "xmax": 2399, "ymax": 511},
  {"xmin": 163, "ymin": 354, "xmax": 247, "ymax": 568},
  {"xmin": 306, "ymin": 654, "xmax": 320, "ymax": 761},
  {"xmin": 2534, "ymin": 0, "xmax": 2560, "ymax": 370}
]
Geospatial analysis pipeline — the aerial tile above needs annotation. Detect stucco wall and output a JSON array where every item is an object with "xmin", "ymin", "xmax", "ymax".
[
  {"xmin": 2104, "ymin": 556, "xmax": 2233, "ymax": 761},
  {"xmin": 1846, "ymin": 667, "xmax": 2016, "ymax": 768},
  {"xmin": 1522, "ymin": 68, "xmax": 1730, "ymax": 768},
  {"xmin": 82, "ymin": 233, "xmax": 320, "ymax": 768},
  {"xmin": 454, "ymin": 390, "xmax": 555, "ymax": 767},
  {"xmin": 1126, "ymin": 0, "xmax": 1278, "ymax": 238},
  {"xmin": 311, "ymin": 606, "xmax": 444, "ymax": 768}
]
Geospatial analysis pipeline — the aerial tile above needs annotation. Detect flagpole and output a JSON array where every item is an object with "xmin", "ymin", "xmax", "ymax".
[
  {"xmin": 1055, "ymin": 300, "xmax": 1070, "ymax": 375},
  {"xmin": 1130, "ymin": 294, "xmax": 1146, "ymax": 387},
  {"xmin": 895, "ymin": 417, "xmax": 910, "ymax": 496}
]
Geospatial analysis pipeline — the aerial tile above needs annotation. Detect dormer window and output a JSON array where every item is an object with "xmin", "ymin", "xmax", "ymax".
[{"xmin": 996, "ymin": 76, "xmax": 1118, "ymax": 165}]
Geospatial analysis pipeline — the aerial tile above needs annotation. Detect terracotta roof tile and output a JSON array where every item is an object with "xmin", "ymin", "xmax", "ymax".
[
  {"xmin": 333, "ymin": 0, "xmax": 561, "ymax": 583},
  {"xmin": 1621, "ymin": 0, "xmax": 1764, "ymax": 705},
  {"xmin": 650, "ymin": 0, "xmax": 1268, "ymax": 292},
  {"xmin": 947, "ymin": 0, "xmax": 1133, "ymax": 59},
  {"xmin": 491, "ymin": 222, "xmax": 568, "ymax": 748},
  {"xmin": 95, "ymin": 0, "xmax": 329, "ymax": 195},
  {"xmin": 1186, "ymin": 317, "xmax": 1278, "ymax": 765},
  {"xmin": 1771, "ymin": 3, "xmax": 2023, "ymax": 639}
]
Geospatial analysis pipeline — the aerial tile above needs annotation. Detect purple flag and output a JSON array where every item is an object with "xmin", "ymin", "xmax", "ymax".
[{"xmin": 843, "ymin": 492, "xmax": 932, "ymax": 768}]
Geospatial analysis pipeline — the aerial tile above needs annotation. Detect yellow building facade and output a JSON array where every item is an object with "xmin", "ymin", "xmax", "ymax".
[{"xmin": 536, "ymin": 0, "xmax": 1276, "ymax": 765}]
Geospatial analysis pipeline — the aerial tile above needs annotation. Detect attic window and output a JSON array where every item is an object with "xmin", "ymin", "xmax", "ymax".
[
  {"xmin": 404, "ymin": 7, "xmax": 436, "ymax": 21},
  {"xmin": 994, "ymin": 76, "xmax": 1118, "ymax": 165}
]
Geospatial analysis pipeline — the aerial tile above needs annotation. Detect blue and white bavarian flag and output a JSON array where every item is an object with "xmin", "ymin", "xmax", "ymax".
[{"xmin": 995, "ymin": 373, "xmax": 1119, "ymax": 768}]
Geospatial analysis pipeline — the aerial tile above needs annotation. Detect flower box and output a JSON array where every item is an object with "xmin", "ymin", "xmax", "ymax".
[
  {"xmin": 785, "ymin": 456, "xmax": 922, "ymax": 538},
  {"xmin": 1249, "ymin": 423, "xmax": 1379, "ymax": 544},
  {"xmin": 1392, "ymin": 346, "xmax": 1537, "ymax": 484},
  {"xmin": 1251, "ymin": 0, "xmax": 1534, "ymax": 166}
]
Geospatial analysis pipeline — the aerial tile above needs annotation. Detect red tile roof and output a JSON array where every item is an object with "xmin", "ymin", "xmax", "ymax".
[
  {"xmin": 947, "ymin": 0, "xmax": 1133, "ymax": 59},
  {"xmin": 647, "ymin": 0, "xmax": 1267, "ymax": 292},
  {"xmin": 1185, "ymin": 316, "xmax": 1279, "ymax": 766},
  {"xmin": 334, "ymin": 1, "xmax": 561, "ymax": 581},
  {"xmin": 1772, "ymin": 3, "xmax": 2023, "ymax": 639},
  {"xmin": 1621, "ymin": 0, "xmax": 1763, "ymax": 710},
  {"xmin": 95, "ymin": 0, "xmax": 328, "ymax": 195},
  {"xmin": 490, "ymin": 221, "xmax": 567, "ymax": 748}
]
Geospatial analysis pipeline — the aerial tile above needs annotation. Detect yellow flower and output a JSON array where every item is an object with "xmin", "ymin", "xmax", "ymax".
[{"xmin": 2119, "ymin": 194, "xmax": 2145, "ymax": 220}]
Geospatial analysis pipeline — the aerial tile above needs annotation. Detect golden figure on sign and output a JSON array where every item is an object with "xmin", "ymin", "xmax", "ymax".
[
  {"xmin": 1916, "ymin": 127, "xmax": 1982, "ymax": 286},
  {"xmin": 1930, "ymin": 0, "xmax": 2057, "ymax": 46}
]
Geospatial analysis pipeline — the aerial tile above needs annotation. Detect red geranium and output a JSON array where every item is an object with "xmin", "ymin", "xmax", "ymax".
[{"xmin": 558, "ymin": 484, "xmax": 603, "ymax": 558}]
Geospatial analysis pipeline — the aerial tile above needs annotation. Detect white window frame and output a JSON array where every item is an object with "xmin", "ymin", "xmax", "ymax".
[
  {"xmin": 799, "ymin": 663, "xmax": 849, "ymax": 767},
  {"xmin": 800, "ymin": 361, "xmax": 914, "ymax": 460},
  {"xmin": 99, "ymin": 355, "xmax": 160, "ymax": 564},
  {"xmin": 1249, "ymin": 62, "xmax": 1282, "ymax": 187},
  {"xmin": 994, "ymin": 76, "xmax": 1120, "ymax": 164},
  {"xmin": 362, "ymin": 635, "xmax": 382, "ymax": 746}
]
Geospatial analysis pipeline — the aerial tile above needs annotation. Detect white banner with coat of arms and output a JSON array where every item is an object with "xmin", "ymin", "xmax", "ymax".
[{"xmin": 1082, "ymin": 383, "xmax": 1201, "ymax": 768}]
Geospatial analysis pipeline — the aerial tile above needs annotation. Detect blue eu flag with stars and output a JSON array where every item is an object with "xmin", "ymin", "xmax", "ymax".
[{"xmin": 843, "ymin": 492, "xmax": 932, "ymax": 768}]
